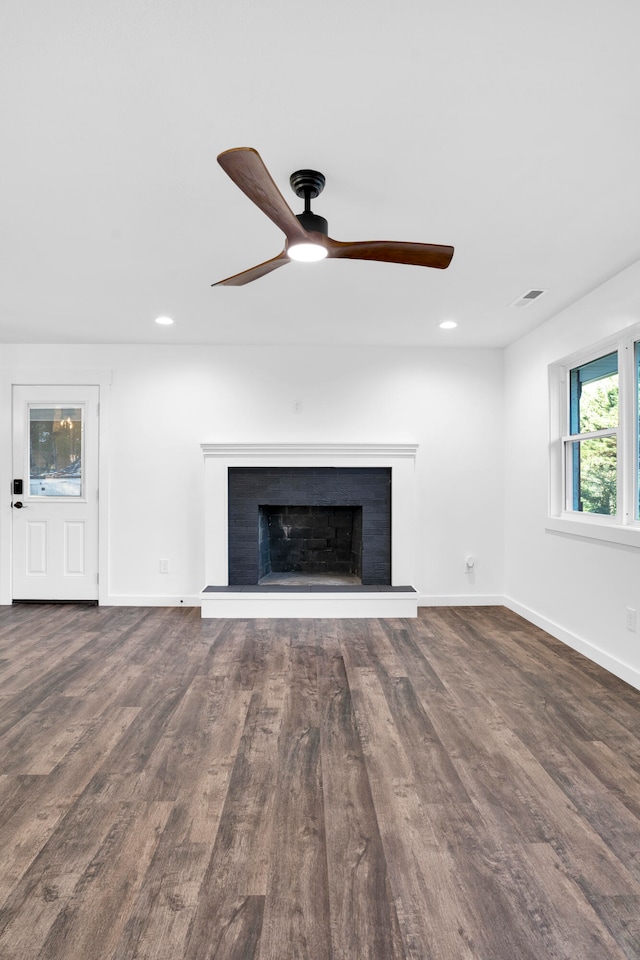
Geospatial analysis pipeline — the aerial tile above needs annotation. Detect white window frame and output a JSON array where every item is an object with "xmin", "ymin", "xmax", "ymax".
[{"xmin": 548, "ymin": 323, "xmax": 640, "ymax": 547}]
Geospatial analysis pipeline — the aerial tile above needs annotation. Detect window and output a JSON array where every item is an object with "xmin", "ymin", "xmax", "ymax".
[
  {"xmin": 29, "ymin": 406, "xmax": 83, "ymax": 497},
  {"xmin": 549, "ymin": 324, "xmax": 640, "ymax": 544},
  {"xmin": 566, "ymin": 351, "xmax": 618, "ymax": 515}
]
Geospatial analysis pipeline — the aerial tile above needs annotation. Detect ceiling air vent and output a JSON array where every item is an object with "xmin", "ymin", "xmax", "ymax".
[{"xmin": 510, "ymin": 289, "xmax": 547, "ymax": 308}]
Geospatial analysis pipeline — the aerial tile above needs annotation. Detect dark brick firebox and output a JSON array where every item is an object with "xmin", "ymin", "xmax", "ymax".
[
  {"xmin": 259, "ymin": 505, "xmax": 363, "ymax": 579},
  {"xmin": 228, "ymin": 467, "xmax": 391, "ymax": 585}
]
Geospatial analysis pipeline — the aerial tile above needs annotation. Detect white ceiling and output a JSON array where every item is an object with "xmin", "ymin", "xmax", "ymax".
[{"xmin": 2, "ymin": 0, "xmax": 640, "ymax": 348}]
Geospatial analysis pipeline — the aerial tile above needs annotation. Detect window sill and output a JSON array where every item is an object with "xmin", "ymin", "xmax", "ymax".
[{"xmin": 546, "ymin": 515, "xmax": 640, "ymax": 548}]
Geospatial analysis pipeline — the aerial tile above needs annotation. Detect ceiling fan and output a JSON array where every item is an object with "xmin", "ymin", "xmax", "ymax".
[{"xmin": 213, "ymin": 147, "xmax": 454, "ymax": 286}]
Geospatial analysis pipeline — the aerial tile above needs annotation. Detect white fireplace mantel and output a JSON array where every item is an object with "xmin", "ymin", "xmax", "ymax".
[
  {"xmin": 200, "ymin": 442, "xmax": 419, "ymax": 460},
  {"xmin": 200, "ymin": 442, "xmax": 419, "ymax": 617}
]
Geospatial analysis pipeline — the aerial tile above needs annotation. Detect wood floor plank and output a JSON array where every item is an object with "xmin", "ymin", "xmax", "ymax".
[
  {"xmin": 187, "ymin": 893, "xmax": 266, "ymax": 960},
  {"xmin": 0, "ymin": 610, "xmax": 156, "ymax": 739},
  {"xmin": 583, "ymin": 739, "xmax": 640, "ymax": 818},
  {"xmin": 448, "ymin": 840, "xmax": 629, "ymax": 959},
  {"xmin": 36, "ymin": 800, "xmax": 173, "ymax": 960},
  {"xmin": 110, "ymin": 805, "xmax": 209, "ymax": 960},
  {"xmin": 0, "ymin": 795, "xmax": 130, "ymax": 956},
  {"xmin": 377, "ymin": 619, "xmax": 448, "ymax": 694},
  {"xmin": 0, "ymin": 705, "xmax": 141, "ymax": 903},
  {"xmin": 514, "ymin": 726, "xmax": 640, "ymax": 886},
  {"xmin": 588, "ymin": 893, "xmax": 640, "ymax": 958},
  {"xmin": 258, "ymin": 637, "xmax": 331, "ymax": 960},
  {"xmin": 444, "ymin": 607, "xmax": 624, "ymax": 745},
  {"xmin": 111, "ymin": 674, "xmax": 254, "ymax": 960},
  {"xmin": 318, "ymin": 641, "xmax": 406, "ymax": 960},
  {"xmin": 128, "ymin": 674, "xmax": 241, "ymax": 803},
  {"xmin": 0, "ymin": 694, "xmax": 93, "ymax": 776},
  {"xmin": 415, "ymin": 632, "xmax": 640, "ymax": 898},
  {"xmin": 209, "ymin": 692, "xmax": 283, "ymax": 897},
  {"xmin": 377, "ymin": 671, "xmax": 471, "ymax": 805},
  {"xmin": 0, "ymin": 633, "xmax": 96, "ymax": 696},
  {"xmin": 346, "ymin": 665, "xmax": 479, "ymax": 959},
  {"xmin": 181, "ymin": 690, "xmax": 282, "ymax": 959}
]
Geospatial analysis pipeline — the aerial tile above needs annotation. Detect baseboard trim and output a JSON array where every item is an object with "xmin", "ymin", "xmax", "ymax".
[
  {"xmin": 504, "ymin": 596, "xmax": 640, "ymax": 692},
  {"xmin": 104, "ymin": 595, "xmax": 201, "ymax": 607},
  {"xmin": 105, "ymin": 593, "xmax": 499, "ymax": 610},
  {"xmin": 418, "ymin": 594, "xmax": 505, "ymax": 607}
]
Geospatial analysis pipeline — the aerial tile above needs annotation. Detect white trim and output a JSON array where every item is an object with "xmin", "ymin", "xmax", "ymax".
[
  {"xmin": 201, "ymin": 589, "xmax": 418, "ymax": 619},
  {"xmin": 418, "ymin": 594, "xmax": 505, "ymax": 606},
  {"xmin": 620, "ymin": 339, "xmax": 638, "ymax": 523},
  {"xmin": 105, "ymin": 594, "xmax": 201, "ymax": 607},
  {"xmin": 200, "ymin": 442, "xmax": 419, "ymax": 459},
  {"xmin": 0, "ymin": 368, "xmax": 112, "ymax": 605},
  {"xmin": 111, "ymin": 593, "xmax": 499, "ymax": 610},
  {"xmin": 504, "ymin": 596, "xmax": 640, "ymax": 692},
  {"xmin": 561, "ymin": 428, "xmax": 616, "ymax": 443},
  {"xmin": 546, "ymin": 515, "xmax": 640, "ymax": 547}
]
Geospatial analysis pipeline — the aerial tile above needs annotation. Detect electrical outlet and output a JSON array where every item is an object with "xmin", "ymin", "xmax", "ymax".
[
  {"xmin": 160, "ymin": 558, "xmax": 170, "ymax": 574},
  {"xmin": 626, "ymin": 607, "xmax": 636, "ymax": 632}
]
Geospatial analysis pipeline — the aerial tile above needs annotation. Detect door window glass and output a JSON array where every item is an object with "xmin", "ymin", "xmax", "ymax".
[{"xmin": 29, "ymin": 407, "xmax": 83, "ymax": 497}]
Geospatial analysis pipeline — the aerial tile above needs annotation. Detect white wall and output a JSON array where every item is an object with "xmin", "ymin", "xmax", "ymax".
[
  {"xmin": 0, "ymin": 343, "xmax": 504, "ymax": 606},
  {"xmin": 504, "ymin": 260, "xmax": 640, "ymax": 689}
]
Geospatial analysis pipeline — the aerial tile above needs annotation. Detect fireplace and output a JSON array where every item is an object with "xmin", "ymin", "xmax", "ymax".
[
  {"xmin": 228, "ymin": 466, "xmax": 391, "ymax": 585},
  {"xmin": 200, "ymin": 443, "xmax": 418, "ymax": 618}
]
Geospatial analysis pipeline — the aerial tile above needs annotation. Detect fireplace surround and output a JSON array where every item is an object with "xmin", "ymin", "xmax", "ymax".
[
  {"xmin": 200, "ymin": 443, "xmax": 418, "ymax": 617},
  {"xmin": 228, "ymin": 466, "xmax": 391, "ymax": 585}
]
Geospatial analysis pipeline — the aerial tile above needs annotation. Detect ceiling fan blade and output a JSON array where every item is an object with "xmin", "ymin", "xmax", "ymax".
[
  {"xmin": 217, "ymin": 147, "xmax": 309, "ymax": 244},
  {"xmin": 212, "ymin": 250, "xmax": 290, "ymax": 287},
  {"xmin": 324, "ymin": 237, "xmax": 454, "ymax": 270}
]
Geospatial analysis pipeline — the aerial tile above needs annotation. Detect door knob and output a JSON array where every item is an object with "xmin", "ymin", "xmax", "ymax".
[{"xmin": 12, "ymin": 501, "xmax": 25, "ymax": 509}]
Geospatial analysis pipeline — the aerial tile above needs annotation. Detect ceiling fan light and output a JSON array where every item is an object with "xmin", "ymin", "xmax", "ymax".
[{"xmin": 287, "ymin": 242, "xmax": 328, "ymax": 263}]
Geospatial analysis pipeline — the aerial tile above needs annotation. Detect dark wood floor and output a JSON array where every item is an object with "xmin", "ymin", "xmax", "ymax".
[{"xmin": 0, "ymin": 605, "xmax": 639, "ymax": 959}]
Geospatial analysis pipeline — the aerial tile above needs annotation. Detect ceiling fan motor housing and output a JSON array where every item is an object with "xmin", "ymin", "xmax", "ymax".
[
  {"xmin": 296, "ymin": 211, "xmax": 329, "ymax": 235},
  {"xmin": 290, "ymin": 169, "xmax": 329, "ymax": 236}
]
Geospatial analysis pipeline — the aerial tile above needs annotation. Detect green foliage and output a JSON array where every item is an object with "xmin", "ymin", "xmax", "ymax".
[
  {"xmin": 577, "ymin": 380, "xmax": 618, "ymax": 515},
  {"xmin": 579, "ymin": 382, "xmax": 618, "ymax": 432}
]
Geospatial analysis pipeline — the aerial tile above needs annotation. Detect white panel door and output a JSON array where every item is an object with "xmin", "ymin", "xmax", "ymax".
[{"xmin": 12, "ymin": 385, "xmax": 99, "ymax": 601}]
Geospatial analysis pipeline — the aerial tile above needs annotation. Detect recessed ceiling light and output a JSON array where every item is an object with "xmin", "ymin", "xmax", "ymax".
[
  {"xmin": 155, "ymin": 316, "xmax": 174, "ymax": 326},
  {"xmin": 439, "ymin": 320, "xmax": 457, "ymax": 330}
]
